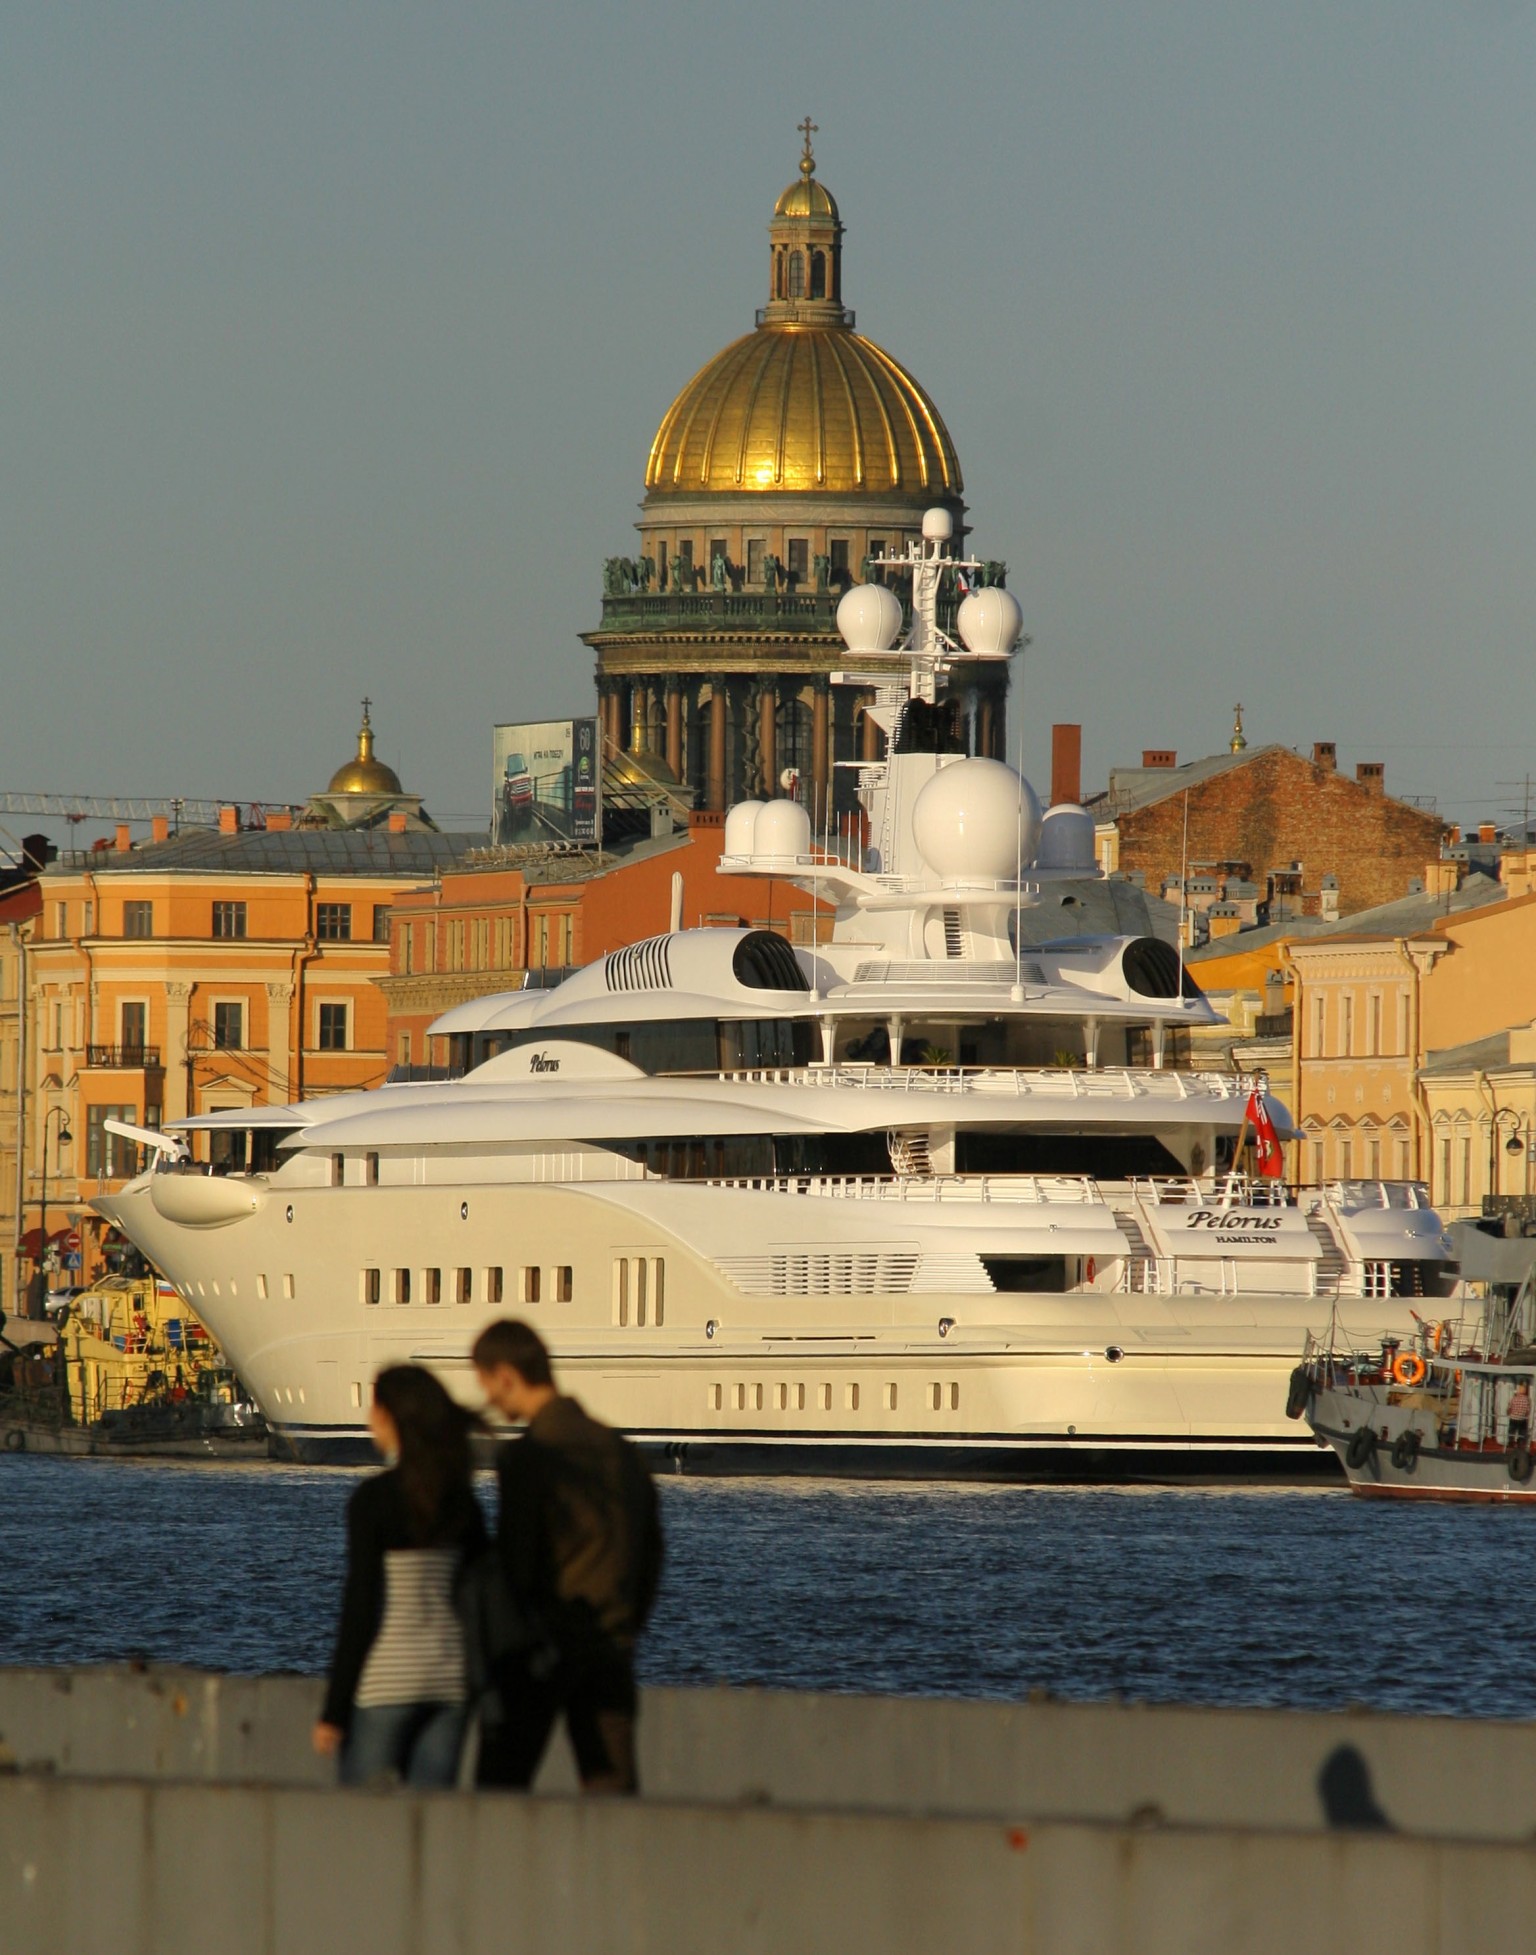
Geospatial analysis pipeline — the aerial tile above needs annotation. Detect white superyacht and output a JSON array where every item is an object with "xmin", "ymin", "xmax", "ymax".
[{"xmin": 96, "ymin": 515, "xmax": 1455, "ymax": 1472}]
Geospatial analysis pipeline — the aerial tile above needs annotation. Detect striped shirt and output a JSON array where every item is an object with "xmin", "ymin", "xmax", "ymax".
[{"xmin": 355, "ymin": 1549, "xmax": 466, "ymax": 1708}]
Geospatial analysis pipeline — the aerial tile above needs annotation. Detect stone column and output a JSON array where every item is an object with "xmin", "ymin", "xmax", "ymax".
[
  {"xmin": 666, "ymin": 686, "xmax": 683, "ymax": 780},
  {"xmin": 266, "ymin": 982, "xmax": 294, "ymax": 1102},
  {"xmin": 811, "ymin": 681, "xmax": 830, "ymax": 829},
  {"xmin": 860, "ymin": 695, "xmax": 881, "ymax": 762},
  {"xmin": 631, "ymin": 682, "xmax": 650, "ymax": 754},
  {"xmin": 759, "ymin": 679, "xmax": 777, "ymax": 797},
  {"xmin": 165, "ymin": 982, "xmax": 193, "ymax": 1122},
  {"xmin": 708, "ymin": 681, "xmax": 727, "ymax": 812}
]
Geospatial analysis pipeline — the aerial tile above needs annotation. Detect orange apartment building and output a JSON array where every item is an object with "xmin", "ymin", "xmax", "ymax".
[
  {"xmin": 382, "ymin": 812, "xmax": 825, "ymax": 1070},
  {"xmin": 18, "ymin": 813, "xmax": 473, "ymax": 1293}
]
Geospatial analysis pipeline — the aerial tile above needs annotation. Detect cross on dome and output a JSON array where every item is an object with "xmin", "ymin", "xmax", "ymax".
[{"xmin": 798, "ymin": 115, "xmax": 818, "ymax": 177}]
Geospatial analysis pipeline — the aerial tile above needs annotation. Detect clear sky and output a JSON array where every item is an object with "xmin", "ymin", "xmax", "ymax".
[{"xmin": 3, "ymin": 0, "xmax": 1534, "ymax": 847}]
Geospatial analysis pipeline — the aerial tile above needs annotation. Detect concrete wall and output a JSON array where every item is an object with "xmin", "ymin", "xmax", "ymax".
[
  {"xmin": 4, "ymin": 1771, "xmax": 1535, "ymax": 1955},
  {"xmin": 4, "ymin": 1665, "xmax": 1536, "ymax": 1842}
]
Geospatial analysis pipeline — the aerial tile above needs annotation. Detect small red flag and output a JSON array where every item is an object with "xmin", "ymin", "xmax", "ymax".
[{"xmin": 1246, "ymin": 1091, "xmax": 1283, "ymax": 1179}]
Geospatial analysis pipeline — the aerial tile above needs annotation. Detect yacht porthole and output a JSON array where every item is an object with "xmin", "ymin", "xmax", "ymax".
[
  {"xmin": 285, "ymin": 1205, "xmax": 294, "ymax": 1223},
  {"xmin": 705, "ymin": 1320, "xmax": 717, "ymax": 1340},
  {"xmin": 460, "ymin": 1202, "xmax": 469, "ymax": 1221},
  {"xmin": 938, "ymin": 1318, "xmax": 954, "ymax": 1339},
  {"xmin": 1105, "ymin": 1346, "xmax": 1125, "ymax": 1364}
]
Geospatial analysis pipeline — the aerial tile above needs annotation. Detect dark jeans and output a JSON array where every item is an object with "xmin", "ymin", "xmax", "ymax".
[
  {"xmin": 341, "ymin": 1701, "xmax": 467, "ymax": 1788},
  {"xmin": 476, "ymin": 1633, "xmax": 638, "ymax": 1793}
]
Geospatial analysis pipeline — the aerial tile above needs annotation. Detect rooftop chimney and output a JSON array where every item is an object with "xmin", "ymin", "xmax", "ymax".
[
  {"xmin": 1050, "ymin": 724, "xmax": 1082, "ymax": 807},
  {"xmin": 218, "ymin": 805, "xmax": 239, "ymax": 834},
  {"xmin": 265, "ymin": 808, "xmax": 292, "ymax": 832},
  {"xmin": 151, "ymin": 815, "xmax": 169, "ymax": 844},
  {"xmin": 388, "ymin": 810, "xmax": 408, "ymax": 834},
  {"xmin": 1355, "ymin": 762, "xmax": 1385, "ymax": 797},
  {"xmin": 1479, "ymin": 822, "xmax": 1498, "ymax": 845},
  {"xmin": 1142, "ymin": 749, "xmax": 1177, "ymax": 770},
  {"xmin": 113, "ymin": 823, "xmax": 131, "ymax": 853},
  {"xmin": 1312, "ymin": 741, "xmax": 1336, "ymax": 772}
]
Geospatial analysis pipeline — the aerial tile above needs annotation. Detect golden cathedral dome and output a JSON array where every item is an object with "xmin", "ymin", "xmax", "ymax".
[
  {"xmin": 327, "ymin": 701, "xmax": 404, "ymax": 796},
  {"xmin": 645, "ymin": 327, "xmax": 961, "ymax": 497},
  {"xmin": 645, "ymin": 126, "xmax": 961, "ymax": 500}
]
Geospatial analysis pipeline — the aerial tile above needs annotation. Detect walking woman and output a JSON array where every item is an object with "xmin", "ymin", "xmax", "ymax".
[{"xmin": 313, "ymin": 1365, "xmax": 487, "ymax": 1786}]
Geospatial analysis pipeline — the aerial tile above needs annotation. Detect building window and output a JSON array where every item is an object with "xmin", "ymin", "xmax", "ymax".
[
  {"xmin": 787, "ymin": 537, "xmax": 809, "ymax": 585},
  {"xmin": 1338, "ymin": 1138, "xmax": 1352, "ymax": 1181},
  {"xmin": 810, "ymin": 249, "xmax": 826, "ymax": 299},
  {"xmin": 212, "ymin": 1002, "xmax": 244, "ymax": 1050},
  {"xmin": 316, "ymin": 903, "xmax": 352, "ymax": 942},
  {"xmin": 317, "ymin": 1002, "xmax": 348, "ymax": 1051},
  {"xmin": 1439, "ymin": 1137, "xmax": 1452, "ymax": 1203},
  {"xmin": 86, "ymin": 1104, "xmax": 138, "ymax": 1177},
  {"xmin": 121, "ymin": 1002, "xmax": 148, "ymax": 1055},
  {"xmin": 1311, "ymin": 1139, "xmax": 1325, "ymax": 1186},
  {"xmin": 397, "ymin": 1032, "xmax": 412, "ymax": 1068},
  {"xmin": 788, "ymin": 250, "xmax": 805, "ymax": 297},
  {"xmin": 123, "ymin": 901, "xmax": 153, "ymax": 938},
  {"xmin": 747, "ymin": 539, "xmax": 765, "ymax": 585},
  {"xmin": 829, "ymin": 539, "xmax": 849, "ymax": 580},
  {"xmin": 372, "ymin": 906, "xmax": 390, "ymax": 944},
  {"xmin": 1312, "ymin": 995, "xmax": 1326, "ymax": 1057},
  {"xmin": 212, "ymin": 902, "xmax": 247, "ymax": 940},
  {"xmin": 400, "ymin": 924, "xmax": 414, "ymax": 975},
  {"xmin": 1367, "ymin": 995, "xmax": 1382, "ymax": 1058},
  {"xmin": 1461, "ymin": 1137, "xmax": 1473, "ymax": 1206},
  {"xmin": 1341, "ymin": 996, "xmax": 1354, "ymax": 1058}
]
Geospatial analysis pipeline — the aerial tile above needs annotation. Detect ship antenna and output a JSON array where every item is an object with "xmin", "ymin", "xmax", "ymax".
[{"xmin": 1012, "ymin": 660, "xmax": 1025, "ymax": 1003}]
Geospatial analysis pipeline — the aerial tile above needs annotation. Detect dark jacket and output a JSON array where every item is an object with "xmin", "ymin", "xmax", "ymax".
[
  {"xmin": 320, "ymin": 1467, "xmax": 486, "ymax": 1729},
  {"xmin": 494, "ymin": 1396, "xmax": 663, "ymax": 1649}
]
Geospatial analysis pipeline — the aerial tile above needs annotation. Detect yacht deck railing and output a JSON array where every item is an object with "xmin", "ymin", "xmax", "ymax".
[{"xmin": 716, "ymin": 1064, "xmax": 1259, "ymax": 1101}]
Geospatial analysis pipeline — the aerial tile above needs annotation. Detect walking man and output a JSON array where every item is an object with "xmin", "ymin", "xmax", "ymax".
[
  {"xmin": 471, "ymin": 1320, "xmax": 662, "ymax": 1794},
  {"xmin": 1509, "ymin": 1379, "xmax": 1532, "ymax": 1451}
]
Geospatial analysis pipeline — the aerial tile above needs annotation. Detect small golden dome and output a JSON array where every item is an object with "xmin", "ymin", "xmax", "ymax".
[
  {"xmin": 774, "ymin": 175, "xmax": 839, "ymax": 222},
  {"xmin": 328, "ymin": 702, "xmax": 404, "ymax": 796},
  {"xmin": 645, "ymin": 325, "xmax": 961, "ymax": 497}
]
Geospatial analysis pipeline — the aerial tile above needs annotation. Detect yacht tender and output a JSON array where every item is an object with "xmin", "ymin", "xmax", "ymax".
[{"xmin": 96, "ymin": 514, "xmax": 1456, "ymax": 1472}]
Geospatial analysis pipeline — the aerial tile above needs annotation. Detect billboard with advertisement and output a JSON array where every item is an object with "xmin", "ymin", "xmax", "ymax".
[{"xmin": 492, "ymin": 718, "xmax": 601, "ymax": 846}]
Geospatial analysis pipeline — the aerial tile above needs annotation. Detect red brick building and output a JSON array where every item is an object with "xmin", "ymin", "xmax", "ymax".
[
  {"xmin": 1088, "ymin": 742, "xmax": 1446, "ymax": 922},
  {"xmin": 380, "ymin": 813, "xmax": 825, "ymax": 1071}
]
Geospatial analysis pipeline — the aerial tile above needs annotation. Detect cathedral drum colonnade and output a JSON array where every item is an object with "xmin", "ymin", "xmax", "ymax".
[{"xmin": 583, "ymin": 126, "xmax": 1010, "ymax": 826}]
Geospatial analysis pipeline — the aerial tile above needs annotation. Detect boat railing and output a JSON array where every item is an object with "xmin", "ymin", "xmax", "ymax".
[
  {"xmin": 716, "ymin": 1064, "xmax": 1262, "ymax": 1102},
  {"xmin": 701, "ymin": 1171, "xmax": 1104, "ymax": 1205}
]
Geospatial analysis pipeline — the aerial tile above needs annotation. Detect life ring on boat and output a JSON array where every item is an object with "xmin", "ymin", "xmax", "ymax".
[
  {"xmin": 3, "ymin": 1427, "xmax": 25, "ymax": 1452},
  {"xmin": 1509, "ymin": 1447, "xmax": 1535, "ymax": 1485},
  {"xmin": 1346, "ymin": 1425, "xmax": 1377, "ymax": 1470},
  {"xmin": 1427, "ymin": 1322, "xmax": 1453, "ymax": 1356},
  {"xmin": 1285, "ymin": 1366, "xmax": 1313, "ymax": 1421},
  {"xmin": 1392, "ymin": 1353, "xmax": 1428, "ymax": 1388},
  {"xmin": 1390, "ymin": 1429, "xmax": 1422, "ymax": 1473}
]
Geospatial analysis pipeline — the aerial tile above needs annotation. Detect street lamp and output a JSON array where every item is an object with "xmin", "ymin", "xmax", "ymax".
[{"xmin": 37, "ymin": 1107, "xmax": 73, "ymax": 1308}]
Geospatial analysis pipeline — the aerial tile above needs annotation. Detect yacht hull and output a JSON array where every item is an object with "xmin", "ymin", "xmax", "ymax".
[{"xmin": 96, "ymin": 1171, "xmax": 1418, "ymax": 1480}]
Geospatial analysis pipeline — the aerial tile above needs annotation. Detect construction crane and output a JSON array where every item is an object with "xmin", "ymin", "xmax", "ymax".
[{"xmin": 0, "ymin": 792, "xmax": 299, "ymax": 828}]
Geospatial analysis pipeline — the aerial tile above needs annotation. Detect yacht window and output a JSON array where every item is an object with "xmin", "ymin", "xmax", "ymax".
[
  {"xmin": 522, "ymin": 1266, "xmax": 541, "ymax": 1305},
  {"xmin": 393, "ymin": 1268, "xmax": 411, "ymax": 1306},
  {"xmin": 555, "ymin": 1266, "xmax": 573, "ymax": 1303},
  {"xmin": 331, "ymin": 1154, "xmax": 345, "ymax": 1187},
  {"xmin": 636, "ymin": 1259, "xmax": 648, "ymax": 1327},
  {"xmin": 653, "ymin": 1260, "xmax": 664, "ymax": 1326},
  {"xmin": 363, "ymin": 1270, "xmax": 381, "ymax": 1306},
  {"xmin": 847, "ymin": 1384, "xmax": 860, "ymax": 1411},
  {"xmin": 365, "ymin": 1153, "xmax": 379, "ymax": 1187},
  {"xmin": 981, "ymin": 1256, "xmax": 1070, "ymax": 1293},
  {"xmin": 1121, "ymin": 938, "xmax": 1203, "ymax": 1001},
  {"xmin": 425, "ymin": 1268, "xmax": 442, "ymax": 1306},
  {"xmin": 955, "ymin": 1131, "xmax": 1187, "ymax": 1179},
  {"xmin": 455, "ymin": 1267, "xmax": 472, "ymax": 1304},
  {"xmin": 614, "ymin": 1260, "xmax": 629, "ymax": 1327},
  {"xmin": 485, "ymin": 1266, "xmax": 503, "ymax": 1305}
]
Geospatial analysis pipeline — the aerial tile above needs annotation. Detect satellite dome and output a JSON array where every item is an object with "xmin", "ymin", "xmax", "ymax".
[
  {"xmin": 956, "ymin": 588, "xmax": 1024, "ymax": 658},
  {"xmin": 1037, "ymin": 803, "xmax": 1097, "ymax": 872},
  {"xmin": 922, "ymin": 507, "xmax": 954, "ymax": 541},
  {"xmin": 911, "ymin": 759, "xmax": 1040, "ymax": 882},
  {"xmin": 836, "ymin": 583, "xmax": 904, "ymax": 654},
  {"xmin": 753, "ymin": 799, "xmax": 812, "ymax": 861},
  {"xmin": 723, "ymin": 801, "xmax": 764, "ymax": 856}
]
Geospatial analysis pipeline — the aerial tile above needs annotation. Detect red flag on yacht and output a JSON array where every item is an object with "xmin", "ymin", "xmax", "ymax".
[{"xmin": 1246, "ymin": 1091, "xmax": 1283, "ymax": 1178}]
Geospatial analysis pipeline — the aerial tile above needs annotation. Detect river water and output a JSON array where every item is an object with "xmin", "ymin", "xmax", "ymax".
[{"xmin": 1, "ymin": 1457, "xmax": 1527, "ymax": 1719}]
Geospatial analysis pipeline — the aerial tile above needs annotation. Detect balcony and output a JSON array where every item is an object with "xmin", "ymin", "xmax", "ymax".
[
  {"xmin": 1253, "ymin": 1010, "xmax": 1294, "ymax": 1039},
  {"xmin": 85, "ymin": 1045, "xmax": 161, "ymax": 1070},
  {"xmin": 594, "ymin": 588, "xmax": 968, "ymax": 639}
]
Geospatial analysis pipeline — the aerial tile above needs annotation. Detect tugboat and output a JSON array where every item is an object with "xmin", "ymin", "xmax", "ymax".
[{"xmin": 1292, "ymin": 1277, "xmax": 1536, "ymax": 1502}]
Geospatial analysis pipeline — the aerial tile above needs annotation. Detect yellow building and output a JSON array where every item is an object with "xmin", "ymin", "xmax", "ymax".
[{"xmin": 16, "ymin": 714, "xmax": 475, "ymax": 1295}]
